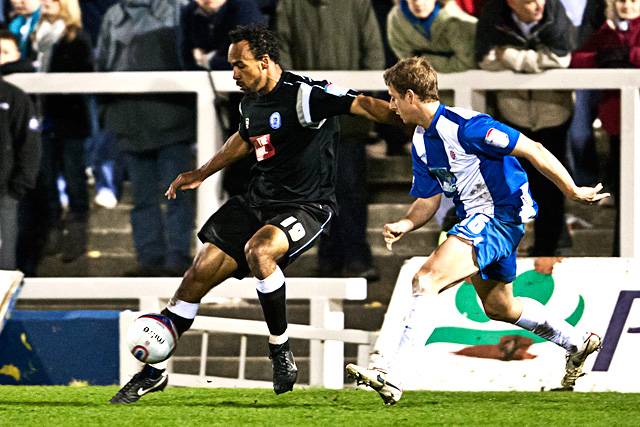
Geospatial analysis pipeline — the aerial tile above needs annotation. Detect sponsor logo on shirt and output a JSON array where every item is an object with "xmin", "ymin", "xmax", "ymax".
[
  {"xmin": 429, "ymin": 167, "xmax": 458, "ymax": 195},
  {"xmin": 249, "ymin": 134, "xmax": 276, "ymax": 162},
  {"xmin": 269, "ymin": 112, "xmax": 281, "ymax": 129},
  {"xmin": 484, "ymin": 128, "xmax": 509, "ymax": 148},
  {"xmin": 324, "ymin": 83, "xmax": 349, "ymax": 96}
]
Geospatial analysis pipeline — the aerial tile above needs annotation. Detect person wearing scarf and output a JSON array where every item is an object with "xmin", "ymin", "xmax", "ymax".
[{"xmin": 387, "ymin": 0, "xmax": 477, "ymax": 72}]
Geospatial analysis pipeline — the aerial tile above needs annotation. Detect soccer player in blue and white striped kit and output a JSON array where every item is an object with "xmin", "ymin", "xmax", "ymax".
[{"xmin": 346, "ymin": 57, "xmax": 609, "ymax": 405}]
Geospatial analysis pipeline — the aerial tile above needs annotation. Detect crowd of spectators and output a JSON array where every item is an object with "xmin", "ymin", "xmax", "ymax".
[{"xmin": 0, "ymin": 0, "xmax": 635, "ymax": 277}]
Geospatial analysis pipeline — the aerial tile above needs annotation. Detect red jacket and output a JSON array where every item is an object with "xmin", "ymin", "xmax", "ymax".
[
  {"xmin": 570, "ymin": 17, "xmax": 640, "ymax": 135},
  {"xmin": 455, "ymin": 0, "xmax": 486, "ymax": 17}
]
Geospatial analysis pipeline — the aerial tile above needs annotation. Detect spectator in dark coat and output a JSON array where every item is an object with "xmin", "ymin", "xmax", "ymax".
[
  {"xmin": 26, "ymin": 0, "xmax": 94, "ymax": 264},
  {"xmin": 181, "ymin": 0, "xmax": 264, "ymax": 71},
  {"xmin": 0, "ymin": 78, "xmax": 41, "ymax": 270},
  {"xmin": 97, "ymin": 0, "xmax": 196, "ymax": 277}
]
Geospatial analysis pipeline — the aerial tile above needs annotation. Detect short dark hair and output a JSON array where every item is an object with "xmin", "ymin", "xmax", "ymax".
[
  {"xmin": 229, "ymin": 24, "xmax": 280, "ymax": 64},
  {"xmin": 0, "ymin": 29, "xmax": 19, "ymax": 48},
  {"xmin": 383, "ymin": 57, "xmax": 439, "ymax": 102}
]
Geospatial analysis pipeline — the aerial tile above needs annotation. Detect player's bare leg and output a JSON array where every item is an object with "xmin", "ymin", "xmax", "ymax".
[
  {"xmin": 470, "ymin": 275, "xmax": 601, "ymax": 390},
  {"xmin": 245, "ymin": 225, "xmax": 298, "ymax": 394},
  {"xmin": 110, "ymin": 244, "xmax": 237, "ymax": 404},
  {"xmin": 348, "ymin": 236, "xmax": 479, "ymax": 404}
]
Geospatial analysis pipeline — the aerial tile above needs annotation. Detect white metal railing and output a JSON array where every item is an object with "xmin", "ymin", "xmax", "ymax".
[
  {"xmin": 6, "ymin": 70, "xmax": 640, "ymax": 256},
  {"xmin": 19, "ymin": 276, "xmax": 371, "ymax": 389}
]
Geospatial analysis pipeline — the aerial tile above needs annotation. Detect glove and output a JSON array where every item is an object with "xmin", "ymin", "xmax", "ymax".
[{"xmin": 595, "ymin": 46, "xmax": 632, "ymax": 68}]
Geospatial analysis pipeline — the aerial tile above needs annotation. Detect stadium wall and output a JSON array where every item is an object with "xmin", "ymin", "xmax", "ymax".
[
  {"xmin": 0, "ymin": 310, "xmax": 119, "ymax": 385},
  {"xmin": 377, "ymin": 257, "xmax": 640, "ymax": 392}
]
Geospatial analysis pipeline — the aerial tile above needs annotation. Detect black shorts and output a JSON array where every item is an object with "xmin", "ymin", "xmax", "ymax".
[{"xmin": 197, "ymin": 195, "xmax": 334, "ymax": 279}]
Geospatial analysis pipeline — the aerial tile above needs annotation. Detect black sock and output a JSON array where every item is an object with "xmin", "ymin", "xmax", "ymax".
[
  {"xmin": 142, "ymin": 363, "xmax": 164, "ymax": 379},
  {"xmin": 257, "ymin": 284, "xmax": 287, "ymax": 336},
  {"xmin": 161, "ymin": 307, "xmax": 194, "ymax": 337}
]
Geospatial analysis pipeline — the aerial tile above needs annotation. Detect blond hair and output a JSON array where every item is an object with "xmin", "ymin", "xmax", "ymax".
[
  {"xmin": 40, "ymin": 0, "xmax": 83, "ymax": 40},
  {"xmin": 383, "ymin": 57, "xmax": 440, "ymax": 102}
]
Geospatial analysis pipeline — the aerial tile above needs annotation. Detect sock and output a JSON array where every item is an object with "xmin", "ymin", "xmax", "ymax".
[
  {"xmin": 142, "ymin": 363, "xmax": 164, "ymax": 379},
  {"xmin": 376, "ymin": 294, "xmax": 439, "ymax": 375},
  {"xmin": 163, "ymin": 299, "xmax": 199, "ymax": 337},
  {"xmin": 514, "ymin": 297, "xmax": 587, "ymax": 353},
  {"xmin": 268, "ymin": 333, "xmax": 289, "ymax": 345},
  {"xmin": 256, "ymin": 267, "xmax": 287, "ymax": 337}
]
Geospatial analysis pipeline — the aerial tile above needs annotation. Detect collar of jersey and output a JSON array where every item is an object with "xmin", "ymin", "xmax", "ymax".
[
  {"xmin": 258, "ymin": 71, "xmax": 288, "ymax": 99},
  {"xmin": 425, "ymin": 103, "xmax": 446, "ymax": 137}
]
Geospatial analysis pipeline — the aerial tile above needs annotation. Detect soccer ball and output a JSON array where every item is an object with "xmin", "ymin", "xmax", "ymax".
[{"xmin": 127, "ymin": 314, "xmax": 178, "ymax": 364}]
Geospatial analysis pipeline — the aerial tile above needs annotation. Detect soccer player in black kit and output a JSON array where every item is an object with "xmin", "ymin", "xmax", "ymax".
[{"xmin": 110, "ymin": 24, "xmax": 400, "ymax": 404}]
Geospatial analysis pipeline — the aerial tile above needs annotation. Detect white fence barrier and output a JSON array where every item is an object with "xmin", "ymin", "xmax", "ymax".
[
  {"xmin": 376, "ymin": 257, "xmax": 640, "ymax": 392},
  {"xmin": 19, "ymin": 276, "xmax": 372, "ymax": 388},
  {"xmin": 6, "ymin": 69, "xmax": 640, "ymax": 256}
]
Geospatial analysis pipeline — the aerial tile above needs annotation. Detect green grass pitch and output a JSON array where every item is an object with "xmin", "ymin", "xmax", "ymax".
[{"xmin": 0, "ymin": 386, "xmax": 639, "ymax": 426}]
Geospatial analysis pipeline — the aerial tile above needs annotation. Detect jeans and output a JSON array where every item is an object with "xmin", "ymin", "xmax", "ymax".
[
  {"xmin": 567, "ymin": 90, "xmax": 601, "ymax": 186},
  {"xmin": 0, "ymin": 195, "xmax": 19, "ymax": 270},
  {"xmin": 41, "ymin": 132, "xmax": 89, "ymax": 223},
  {"xmin": 124, "ymin": 143, "xmax": 195, "ymax": 270}
]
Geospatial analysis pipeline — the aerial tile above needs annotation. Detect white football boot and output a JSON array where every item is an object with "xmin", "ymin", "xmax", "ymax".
[
  {"xmin": 346, "ymin": 363, "xmax": 403, "ymax": 405},
  {"xmin": 561, "ymin": 332, "xmax": 602, "ymax": 389}
]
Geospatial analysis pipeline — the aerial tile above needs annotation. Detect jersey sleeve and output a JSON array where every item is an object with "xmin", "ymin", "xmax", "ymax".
[
  {"xmin": 296, "ymin": 78, "xmax": 358, "ymax": 128},
  {"xmin": 409, "ymin": 145, "xmax": 442, "ymax": 199},
  {"xmin": 237, "ymin": 101, "xmax": 250, "ymax": 142},
  {"xmin": 458, "ymin": 114, "xmax": 521, "ymax": 158}
]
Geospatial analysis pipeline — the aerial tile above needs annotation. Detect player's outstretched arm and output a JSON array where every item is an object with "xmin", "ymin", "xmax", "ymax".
[
  {"xmin": 165, "ymin": 131, "xmax": 253, "ymax": 199},
  {"xmin": 384, "ymin": 194, "xmax": 441, "ymax": 251},
  {"xmin": 350, "ymin": 94, "xmax": 404, "ymax": 126},
  {"xmin": 510, "ymin": 134, "xmax": 610, "ymax": 204}
]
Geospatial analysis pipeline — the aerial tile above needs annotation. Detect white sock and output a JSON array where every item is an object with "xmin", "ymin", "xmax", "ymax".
[
  {"xmin": 268, "ymin": 333, "xmax": 289, "ymax": 345},
  {"xmin": 377, "ymin": 294, "xmax": 439, "ymax": 376},
  {"xmin": 515, "ymin": 297, "xmax": 586, "ymax": 353},
  {"xmin": 256, "ymin": 266, "xmax": 285, "ymax": 294},
  {"xmin": 166, "ymin": 299, "xmax": 199, "ymax": 319}
]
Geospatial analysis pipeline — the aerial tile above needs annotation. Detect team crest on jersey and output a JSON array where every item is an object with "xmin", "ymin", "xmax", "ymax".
[
  {"xmin": 484, "ymin": 128, "xmax": 509, "ymax": 148},
  {"xmin": 269, "ymin": 112, "xmax": 281, "ymax": 129},
  {"xmin": 449, "ymin": 150, "xmax": 456, "ymax": 160},
  {"xmin": 245, "ymin": 117, "xmax": 250, "ymax": 129}
]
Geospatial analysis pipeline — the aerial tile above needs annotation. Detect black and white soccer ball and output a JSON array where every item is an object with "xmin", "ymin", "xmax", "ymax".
[{"xmin": 126, "ymin": 314, "xmax": 178, "ymax": 364}]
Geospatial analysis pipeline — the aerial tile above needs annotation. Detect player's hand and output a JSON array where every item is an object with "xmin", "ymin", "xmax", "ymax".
[
  {"xmin": 571, "ymin": 183, "xmax": 610, "ymax": 205},
  {"xmin": 165, "ymin": 170, "xmax": 204, "ymax": 199},
  {"xmin": 383, "ymin": 219, "xmax": 413, "ymax": 251}
]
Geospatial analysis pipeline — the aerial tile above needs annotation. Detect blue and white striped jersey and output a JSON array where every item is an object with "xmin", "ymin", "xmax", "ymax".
[{"xmin": 410, "ymin": 104, "xmax": 538, "ymax": 224}]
